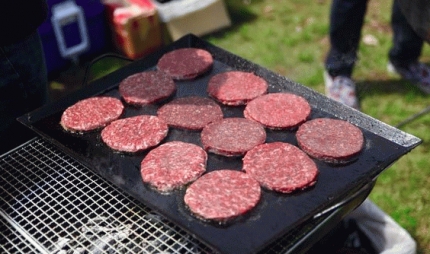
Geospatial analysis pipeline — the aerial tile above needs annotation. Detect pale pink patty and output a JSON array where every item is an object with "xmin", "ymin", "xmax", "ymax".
[
  {"xmin": 244, "ymin": 93, "xmax": 311, "ymax": 129},
  {"xmin": 60, "ymin": 97, "xmax": 124, "ymax": 132},
  {"xmin": 201, "ymin": 118, "xmax": 266, "ymax": 157},
  {"xmin": 184, "ymin": 169, "xmax": 261, "ymax": 222},
  {"xmin": 101, "ymin": 115, "xmax": 168, "ymax": 153},
  {"xmin": 207, "ymin": 71, "xmax": 268, "ymax": 105},
  {"xmin": 243, "ymin": 142, "xmax": 319, "ymax": 193},
  {"xmin": 119, "ymin": 70, "xmax": 176, "ymax": 106},
  {"xmin": 157, "ymin": 48, "xmax": 213, "ymax": 80},
  {"xmin": 296, "ymin": 118, "xmax": 364, "ymax": 163},
  {"xmin": 157, "ymin": 96, "xmax": 223, "ymax": 130},
  {"xmin": 140, "ymin": 141, "xmax": 207, "ymax": 193}
]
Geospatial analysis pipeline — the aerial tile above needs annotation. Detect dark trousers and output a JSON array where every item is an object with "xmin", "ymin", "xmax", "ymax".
[
  {"xmin": 0, "ymin": 31, "xmax": 48, "ymax": 154},
  {"xmin": 325, "ymin": 0, "xmax": 424, "ymax": 77}
]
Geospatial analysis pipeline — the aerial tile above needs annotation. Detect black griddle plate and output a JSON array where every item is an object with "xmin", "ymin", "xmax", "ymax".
[{"xmin": 18, "ymin": 34, "xmax": 421, "ymax": 254}]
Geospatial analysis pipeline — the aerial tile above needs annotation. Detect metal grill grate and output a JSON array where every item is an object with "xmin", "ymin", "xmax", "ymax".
[
  {"xmin": 1, "ymin": 215, "xmax": 41, "ymax": 253},
  {"xmin": 0, "ymin": 137, "xmax": 332, "ymax": 253},
  {"xmin": 0, "ymin": 138, "xmax": 212, "ymax": 254}
]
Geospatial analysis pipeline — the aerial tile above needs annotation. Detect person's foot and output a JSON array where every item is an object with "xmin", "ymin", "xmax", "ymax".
[
  {"xmin": 387, "ymin": 61, "xmax": 430, "ymax": 94},
  {"xmin": 324, "ymin": 71, "xmax": 360, "ymax": 110}
]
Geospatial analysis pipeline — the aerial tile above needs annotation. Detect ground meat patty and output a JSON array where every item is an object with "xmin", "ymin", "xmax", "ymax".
[
  {"xmin": 101, "ymin": 115, "xmax": 168, "ymax": 153},
  {"xmin": 156, "ymin": 48, "xmax": 213, "ymax": 80},
  {"xmin": 243, "ymin": 142, "xmax": 319, "ymax": 193},
  {"xmin": 296, "ymin": 118, "xmax": 364, "ymax": 163},
  {"xmin": 207, "ymin": 71, "xmax": 268, "ymax": 105},
  {"xmin": 119, "ymin": 70, "xmax": 176, "ymax": 106},
  {"xmin": 157, "ymin": 96, "xmax": 223, "ymax": 130},
  {"xmin": 201, "ymin": 118, "xmax": 266, "ymax": 156},
  {"xmin": 140, "ymin": 141, "xmax": 207, "ymax": 193},
  {"xmin": 244, "ymin": 93, "xmax": 311, "ymax": 129},
  {"xmin": 60, "ymin": 96, "xmax": 124, "ymax": 132},
  {"xmin": 184, "ymin": 169, "xmax": 261, "ymax": 222}
]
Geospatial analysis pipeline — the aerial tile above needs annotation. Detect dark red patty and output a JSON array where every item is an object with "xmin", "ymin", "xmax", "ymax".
[
  {"xmin": 157, "ymin": 48, "xmax": 213, "ymax": 80},
  {"xmin": 243, "ymin": 142, "xmax": 319, "ymax": 193},
  {"xmin": 201, "ymin": 118, "xmax": 266, "ymax": 156},
  {"xmin": 60, "ymin": 96, "xmax": 124, "ymax": 132},
  {"xmin": 101, "ymin": 115, "xmax": 168, "ymax": 153},
  {"xmin": 244, "ymin": 93, "xmax": 311, "ymax": 129},
  {"xmin": 141, "ymin": 141, "xmax": 207, "ymax": 193},
  {"xmin": 157, "ymin": 96, "xmax": 223, "ymax": 130},
  {"xmin": 207, "ymin": 71, "xmax": 268, "ymax": 105},
  {"xmin": 184, "ymin": 169, "xmax": 261, "ymax": 222},
  {"xmin": 296, "ymin": 118, "xmax": 364, "ymax": 163},
  {"xmin": 119, "ymin": 70, "xmax": 176, "ymax": 106}
]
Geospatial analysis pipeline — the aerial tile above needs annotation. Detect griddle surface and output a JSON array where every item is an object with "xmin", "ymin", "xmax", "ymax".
[{"xmin": 19, "ymin": 34, "xmax": 421, "ymax": 254}]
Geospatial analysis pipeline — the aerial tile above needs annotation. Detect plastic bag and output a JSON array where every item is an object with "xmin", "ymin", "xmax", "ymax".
[{"xmin": 346, "ymin": 199, "xmax": 417, "ymax": 254}]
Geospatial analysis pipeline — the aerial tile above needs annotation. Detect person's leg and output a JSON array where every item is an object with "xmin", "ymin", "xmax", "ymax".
[
  {"xmin": 387, "ymin": 0, "xmax": 430, "ymax": 94},
  {"xmin": 388, "ymin": 0, "xmax": 423, "ymax": 67},
  {"xmin": 0, "ymin": 31, "xmax": 48, "ymax": 153},
  {"xmin": 325, "ymin": 0, "xmax": 369, "ymax": 77},
  {"xmin": 324, "ymin": 0, "xmax": 368, "ymax": 109}
]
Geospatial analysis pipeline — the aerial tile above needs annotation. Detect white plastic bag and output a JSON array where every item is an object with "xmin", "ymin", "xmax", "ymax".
[{"xmin": 346, "ymin": 199, "xmax": 417, "ymax": 254}]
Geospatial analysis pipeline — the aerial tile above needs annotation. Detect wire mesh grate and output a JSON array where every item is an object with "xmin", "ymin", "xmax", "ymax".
[
  {"xmin": 1, "ymin": 215, "xmax": 41, "ymax": 254},
  {"xmin": 0, "ymin": 138, "xmax": 212, "ymax": 254},
  {"xmin": 0, "ymin": 138, "xmax": 325, "ymax": 253}
]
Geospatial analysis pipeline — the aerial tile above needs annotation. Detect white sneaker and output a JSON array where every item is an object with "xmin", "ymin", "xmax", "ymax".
[
  {"xmin": 324, "ymin": 71, "xmax": 360, "ymax": 110},
  {"xmin": 387, "ymin": 61, "xmax": 430, "ymax": 94}
]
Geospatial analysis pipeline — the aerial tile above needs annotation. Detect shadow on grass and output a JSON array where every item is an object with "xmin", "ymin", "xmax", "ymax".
[
  {"xmin": 356, "ymin": 60, "xmax": 430, "ymax": 100},
  {"xmin": 356, "ymin": 78, "xmax": 429, "ymax": 100}
]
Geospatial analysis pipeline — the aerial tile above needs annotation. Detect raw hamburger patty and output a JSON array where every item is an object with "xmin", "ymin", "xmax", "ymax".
[
  {"xmin": 201, "ymin": 118, "xmax": 266, "ymax": 156},
  {"xmin": 243, "ymin": 142, "xmax": 319, "ymax": 193},
  {"xmin": 156, "ymin": 48, "xmax": 213, "ymax": 80},
  {"xmin": 184, "ymin": 169, "xmax": 261, "ymax": 222},
  {"xmin": 101, "ymin": 115, "xmax": 168, "ymax": 153},
  {"xmin": 140, "ymin": 141, "xmax": 207, "ymax": 193},
  {"xmin": 207, "ymin": 71, "xmax": 268, "ymax": 105},
  {"xmin": 296, "ymin": 118, "xmax": 364, "ymax": 163},
  {"xmin": 157, "ymin": 96, "xmax": 223, "ymax": 130},
  {"xmin": 244, "ymin": 93, "xmax": 311, "ymax": 129},
  {"xmin": 60, "ymin": 96, "xmax": 124, "ymax": 132},
  {"xmin": 119, "ymin": 70, "xmax": 176, "ymax": 106}
]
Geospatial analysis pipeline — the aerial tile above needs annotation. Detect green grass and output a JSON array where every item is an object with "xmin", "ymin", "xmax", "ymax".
[
  {"xmin": 203, "ymin": 0, "xmax": 429, "ymax": 252},
  {"xmin": 82, "ymin": 0, "xmax": 429, "ymax": 251}
]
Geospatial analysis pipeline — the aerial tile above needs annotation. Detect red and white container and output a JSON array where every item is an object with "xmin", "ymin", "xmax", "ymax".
[{"xmin": 103, "ymin": 0, "xmax": 163, "ymax": 59}]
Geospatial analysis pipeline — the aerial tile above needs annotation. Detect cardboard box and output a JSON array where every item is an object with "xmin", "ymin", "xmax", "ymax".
[
  {"xmin": 154, "ymin": 0, "xmax": 231, "ymax": 41},
  {"xmin": 103, "ymin": 0, "xmax": 163, "ymax": 59}
]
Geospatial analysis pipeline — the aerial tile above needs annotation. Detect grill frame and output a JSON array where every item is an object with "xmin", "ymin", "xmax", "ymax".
[{"xmin": 16, "ymin": 34, "xmax": 421, "ymax": 253}]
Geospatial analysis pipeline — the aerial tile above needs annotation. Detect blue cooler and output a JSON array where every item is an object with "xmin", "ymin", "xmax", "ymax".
[{"xmin": 38, "ymin": 0, "xmax": 108, "ymax": 74}]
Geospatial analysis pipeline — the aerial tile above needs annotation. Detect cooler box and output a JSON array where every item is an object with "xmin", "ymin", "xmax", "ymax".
[
  {"xmin": 103, "ymin": 0, "xmax": 163, "ymax": 59},
  {"xmin": 38, "ymin": 0, "xmax": 109, "ymax": 74},
  {"xmin": 153, "ymin": 0, "xmax": 231, "ymax": 41}
]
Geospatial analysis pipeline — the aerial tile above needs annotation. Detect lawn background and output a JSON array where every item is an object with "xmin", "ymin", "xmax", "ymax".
[{"xmin": 203, "ymin": 0, "xmax": 429, "ymax": 252}]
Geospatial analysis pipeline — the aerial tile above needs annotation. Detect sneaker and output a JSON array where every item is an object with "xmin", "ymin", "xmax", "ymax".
[
  {"xmin": 387, "ymin": 61, "xmax": 430, "ymax": 94},
  {"xmin": 324, "ymin": 71, "xmax": 360, "ymax": 110}
]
